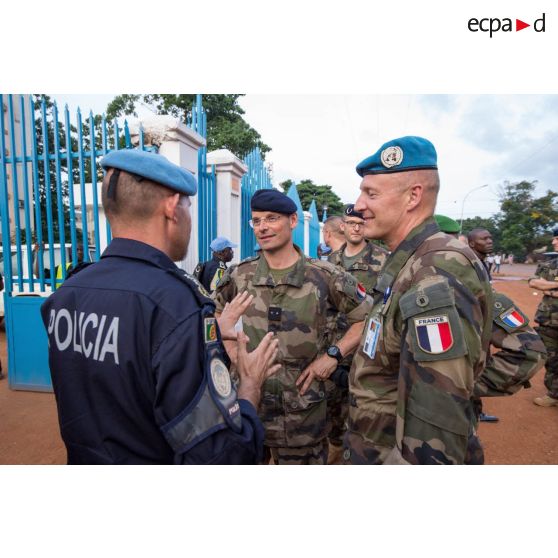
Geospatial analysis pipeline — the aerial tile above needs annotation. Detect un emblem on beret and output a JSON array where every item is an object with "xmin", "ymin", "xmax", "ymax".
[
  {"xmin": 380, "ymin": 146, "xmax": 403, "ymax": 168},
  {"xmin": 210, "ymin": 358, "xmax": 232, "ymax": 398}
]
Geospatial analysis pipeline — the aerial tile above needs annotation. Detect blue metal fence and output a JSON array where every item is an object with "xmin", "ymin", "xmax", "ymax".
[
  {"xmin": 240, "ymin": 146, "xmax": 273, "ymax": 259},
  {"xmin": 308, "ymin": 199, "xmax": 320, "ymax": 258},
  {"xmin": 187, "ymin": 95, "xmax": 217, "ymax": 263},
  {"xmin": 285, "ymin": 182, "xmax": 305, "ymax": 251},
  {"xmin": 0, "ymin": 94, "xmax": 146, "ymax": 390}
]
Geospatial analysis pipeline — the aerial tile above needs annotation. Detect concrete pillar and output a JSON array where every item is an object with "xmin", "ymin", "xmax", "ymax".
[
  {"xmin": 130, "ymin": 116, "xmax": 205, "ymax": 273},
  {"xmin": 206, "ymin": 149, "xmax": 247, "ymax": 265},
  {"xmin": 303, "ymin": 211, "xmax": 311, "ymax": 256}
]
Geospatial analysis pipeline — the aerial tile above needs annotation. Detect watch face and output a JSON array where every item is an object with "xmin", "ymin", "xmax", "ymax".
[{"xmin": 327, "ymin": 346, "xmax": 341, "ymax": 360}]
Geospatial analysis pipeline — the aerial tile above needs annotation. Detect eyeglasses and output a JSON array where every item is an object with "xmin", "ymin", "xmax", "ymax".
[
  {"xmin": 343, "ymin": 221, "xmax": 363, "ymax": 229},
  {"xmin": 249, "ymin": 215, "xmax": 284, "ymax": 228}
]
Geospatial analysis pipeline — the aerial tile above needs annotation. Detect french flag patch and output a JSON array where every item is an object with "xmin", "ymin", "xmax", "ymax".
[
  {"xmin": 500, "ymin": 308, "xmax": 525, "ymax": 328},
  {"xmin": 356, "ymin": 282, "xmax": 366, "ymax": 300},
  {"xmin": 414, "ymin": 315, "xmax": 453, "ymax": 354}
]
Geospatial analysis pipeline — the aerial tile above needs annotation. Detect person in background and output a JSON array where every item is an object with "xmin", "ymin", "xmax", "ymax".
[
  {"xmin": 436, "ymin": 215, "xmax": 546, "ymax": 445},
  {"xmin": 33, "ymin": 243, "xmax": 88, "ymax": 287},
  {"xmin": 528, "ymin": 228, "xmax": 558, "ymax": 408},
  {"xmin": 317, "ymin": 242, "xmax": 332, "ymax": 261},
  {"xmin": 322, "ymin": 216, "xmax": 345, "ymax": 253},
  {"xmin": 193, "ymin": 237, "xmax": 237, "ymax": 294}
]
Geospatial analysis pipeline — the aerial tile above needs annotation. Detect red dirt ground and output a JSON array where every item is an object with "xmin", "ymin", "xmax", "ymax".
[{"xmin": 0, "ymin": 263, "xmax": 556, "ymax": 464}]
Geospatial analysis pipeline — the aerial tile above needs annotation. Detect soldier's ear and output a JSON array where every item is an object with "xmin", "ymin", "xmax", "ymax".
[
  {"xmin": 164, "ymin": 193, "xmax": 181, "ymax": 222},
  {"xmin": 407, "ymin": 183, "xmax": 423, "ymax": 210}
]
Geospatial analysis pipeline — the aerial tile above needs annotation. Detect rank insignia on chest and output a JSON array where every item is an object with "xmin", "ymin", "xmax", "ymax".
[
  {"xmin": 204, "ymin": 318, "xmax": 218, "ymax": 344},
  {"xmin": 500, "ymin": 308, "xmax": 525, "ymax": 328},
  {"xmin": 414, "ymin": 315, "xmax": 453, "ymax": 354}
]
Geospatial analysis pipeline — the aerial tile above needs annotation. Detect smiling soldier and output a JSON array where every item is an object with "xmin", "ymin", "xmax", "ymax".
[
  {"xmin": 344, "ymin": 136, "xmax": 493, "ymax": 465},
  {"xmin": 213, "ymin": 188, "xmax": 370, "ymax": 465}
]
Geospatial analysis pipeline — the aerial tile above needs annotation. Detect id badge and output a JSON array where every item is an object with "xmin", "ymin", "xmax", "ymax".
[{"xmin": 363, "ymin": 317, "xmax": 382, "ymax": 359}]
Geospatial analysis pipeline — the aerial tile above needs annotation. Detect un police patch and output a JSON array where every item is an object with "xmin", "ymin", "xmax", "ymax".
[{"xmin": 414, "ymin": 315, "xmax": 454, "ymax": 354}]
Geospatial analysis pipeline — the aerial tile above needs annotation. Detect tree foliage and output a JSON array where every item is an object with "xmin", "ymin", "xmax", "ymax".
[
  {"xmin": 280, "ymin": 179, "xmax": 344, "ymax": 221},
  {"xmin": 495, "ymin": 180, "xmax": 558, "ymax": 260},
  {"xmin": 106, "ymin": 94, "xmax": 270, "ymax": 158}
]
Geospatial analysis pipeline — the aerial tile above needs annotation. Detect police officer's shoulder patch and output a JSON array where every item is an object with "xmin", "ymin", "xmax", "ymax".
[
  {"xmin": 209, "ymin": 357, "xmax": 232, "ymax": 398},
  {"xmin": 204, "ymin": 317, "xmax": 218, "ymax": 344},
  {"xmin": 493, "ymin": 292, "xmax": 529, "ymax": 332},
  {"xmin": 400, "ymin": 278, "xmax": 467, "ymax": 362}
]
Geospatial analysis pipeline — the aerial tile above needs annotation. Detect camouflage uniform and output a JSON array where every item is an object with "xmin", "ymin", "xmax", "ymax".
[
  {"xmin": 531, "ymin": 256, "xmax": 558, "ymax": 398},
  {"xmin": 475, "ymin": 291, "xmax": 546, "ymax": 398},
  {"xmin": 345, "ymin": 218, "xmax": 493, "ymax": 465},
  {"xmin": 326, "ymin": 241, "xmax": 388, "ymax": 452},
  {"xmin": 213, "ymin": 245, "xmax": 370, "ymax": 464}
]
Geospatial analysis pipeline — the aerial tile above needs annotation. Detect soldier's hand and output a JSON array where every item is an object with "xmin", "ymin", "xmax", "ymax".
[
  {"xmin": 236, "ymin": 331, "xmax": 280, "ymax": 409},
  {"xmin": 296, "ymin": 354, "xmax": 337, "ymax": 396},
  {"xmin": 217, "ymin": 291, "xmax": 254, "ymax": 341}
]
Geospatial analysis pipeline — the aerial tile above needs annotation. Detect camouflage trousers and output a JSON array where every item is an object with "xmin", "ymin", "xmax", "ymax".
[
  {"xmin": 535, "ymin": 326, "xmax": 558, "ymax": 398},
  {"xmin": 327, "ymin": 385, "xmax": 349, "ymax": 447},
  {"xmin": 264, "ymin": 441, "xmax": 329, "ymax": 465},
  {"xmin": 342, "ymin": 432, "xmax": 392, "ymax": 465}
]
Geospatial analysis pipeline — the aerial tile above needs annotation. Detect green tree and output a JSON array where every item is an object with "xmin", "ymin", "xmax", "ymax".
[
  {"xmin": 106, "ymin": 94, "xmax": 270, "ymax": 158},
  {"xmin": 280, "ymin": 179, "xmax": 344, "ymax": 221},
  {"xmin": 495, "ymin": 180, "xmax": 558, "ymax": 261}
]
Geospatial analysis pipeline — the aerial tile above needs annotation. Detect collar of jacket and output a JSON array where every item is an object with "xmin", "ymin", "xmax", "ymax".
[
  {"xmin": 375, "ymin": 216, "xmax": 440, "ymax": 296},
  {"xmin": 252, "ymin": 244, "xmax": 306, "ymax": 288}
]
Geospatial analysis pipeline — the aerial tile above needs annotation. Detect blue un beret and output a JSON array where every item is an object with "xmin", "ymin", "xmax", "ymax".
[
  {"xmin": 210, "ymin": 236, "xmax": 238, "ymax": 251},
  {"xmin": 344, "ymin": 204, "xmax": 364, "ymax": 220},
  {"xmin": 101, "ymin": 149, "xmax": 197, "ymax": 196},
  {"xmin": 356, "ymin": 136, "xmax": 438, "ymax": 177},
  {"xmin": 251, "ymin": 188, "xmax": 297, "ymax": 215}
]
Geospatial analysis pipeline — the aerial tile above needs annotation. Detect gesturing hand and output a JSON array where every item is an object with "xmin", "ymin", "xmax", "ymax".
[
  {"xmin": 217, "ymin": 291, "xmax": 254, "ymax": 341},
  {"xmin": 236, "ymin": 331, "xmax": 280, "ymax": 409}
]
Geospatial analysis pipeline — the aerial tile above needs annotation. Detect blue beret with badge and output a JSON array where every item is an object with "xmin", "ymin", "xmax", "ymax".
[
  {"xmin": 356, "ymin": 135, "xmax": 438, "ymax": 177},
  {"xmin": 344, "ymin": 204, "xmax": 364, "ymax": 220},
  {"xmin": 251, "ymin": 188, "xmax": 297, "ymax": 214},
  {"xmin": 101, "ymin": 149, "xmax": 198, "ymax": 197}
]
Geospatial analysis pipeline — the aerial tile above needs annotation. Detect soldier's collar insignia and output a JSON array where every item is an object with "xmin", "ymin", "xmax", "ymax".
[
  {"xmin": 380, "ymin": 146, "xmax": 404, "ymax": 168},
  {"xmin": 500, "ymin": 308, "xmax": 525, "ymax": 328},
  {"xmin": 414, "ymin": 315, "xmax": 453, "ymax": 354}
]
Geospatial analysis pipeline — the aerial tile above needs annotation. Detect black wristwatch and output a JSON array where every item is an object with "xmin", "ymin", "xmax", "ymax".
[{"xmin": 326, "ymin": 345, "xmax": 343, "ymax": 363}]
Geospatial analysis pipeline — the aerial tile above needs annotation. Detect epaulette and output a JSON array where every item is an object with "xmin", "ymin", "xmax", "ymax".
[
  {"xmin": 237, "ymin": 254, "xmax": 261, "ymax": 267},
  {"xmin": 306, "ymin": 257, "xmax": 338, "ymax": 275}
]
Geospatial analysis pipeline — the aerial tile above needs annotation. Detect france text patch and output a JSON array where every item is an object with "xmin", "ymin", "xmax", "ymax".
[
  {"xmin": 500, "ymin": 308, "xmax": 525, "ymax": 328},
  {"xmin": 414, "ymin": 315, "xmax": 453, "ymax": 354}
]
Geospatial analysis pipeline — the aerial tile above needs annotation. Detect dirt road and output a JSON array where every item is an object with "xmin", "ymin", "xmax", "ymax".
[{"xmin": 0, "ymin": 264, "xmax": 556, "ymax": 464}]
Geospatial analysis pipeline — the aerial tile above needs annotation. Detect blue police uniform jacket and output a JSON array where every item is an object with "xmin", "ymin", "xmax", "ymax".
[
  {"xmin": 40, "ymin": 238, "xmax": 265, "ymax": 464},
  {"xmin": 195, "ymin": 255, "xmax": 228, "ymax": 293}
]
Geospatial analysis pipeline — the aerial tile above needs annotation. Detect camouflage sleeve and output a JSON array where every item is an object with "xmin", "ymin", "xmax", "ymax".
[
  {"xmin": 531, "ymin": 261, "xmax": 548, "ymax": 281},
  {"xmin": 211, "ymin": 266, "xmax": 238, "ymax": 313},
  {"xmin": 474, "ymin": 293, "xmax": 546, "ymax": 397},
  {"xmin": 327, "ymin": 267, "xmax": 371, "ymax": 324},
  {"xmin": 391, "ymin": 258, "xmax": 491, "ymax": 465}
]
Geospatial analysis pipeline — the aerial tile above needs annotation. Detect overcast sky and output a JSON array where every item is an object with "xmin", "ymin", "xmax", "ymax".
[{"xmin": 52, "ymin": 94, "xmax": 558, "ymax": 222}]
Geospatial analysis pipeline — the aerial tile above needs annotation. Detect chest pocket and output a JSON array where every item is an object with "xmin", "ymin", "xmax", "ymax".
[{"xmin": 399, "ymin": 279, "xmax": 468, "ymax": 362}]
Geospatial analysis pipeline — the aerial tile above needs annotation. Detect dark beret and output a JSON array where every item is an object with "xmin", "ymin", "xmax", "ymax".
[
  {"xmin": 251, "ymin": 188, "xmax": 297, "ymax": 215},
  {"xmin": 553, "ymin": 227, "xmax": 558, "ymax": 237},
  {"xmin": 344, "ymin": 204, "xmax": 364, "ymax": 220},
  {"xmin": 356, "ymin": 135, "xmax": 438, "ymax": 177}
]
